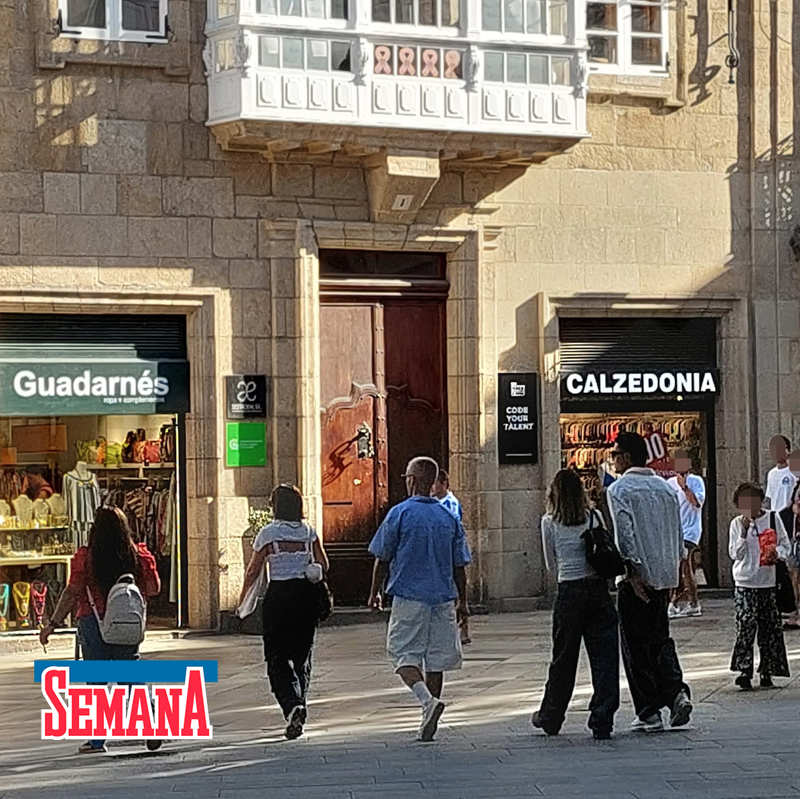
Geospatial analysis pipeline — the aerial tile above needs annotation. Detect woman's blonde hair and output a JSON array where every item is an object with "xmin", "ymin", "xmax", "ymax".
[{"xmin": 547, "ymin": 469, "xmax": 589, "ymax": 527}]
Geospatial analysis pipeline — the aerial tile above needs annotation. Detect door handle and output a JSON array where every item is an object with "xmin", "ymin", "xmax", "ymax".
[{"xmin": 355, "ymin": 422, "xmax": 375, "ymax": 459}]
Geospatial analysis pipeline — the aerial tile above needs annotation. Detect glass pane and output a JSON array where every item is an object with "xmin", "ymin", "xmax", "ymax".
[
  {"xmin": 122, "ymin": 0, "xmax": 159, "ymax": 30},
  {"xmin": 528, "ymin": 53, "xmax": 547, "ymax": 83},
  {"xmin": 216, "ymin": 0, "xmax": 237, "ymax": 18},
  {"xmin": 397, "ymin": 0, "xmax": 413, "ymax": 22},
  {"xmin": 504, "ymin": 0, "xmax": 523, "ymax": 31},
  {"xmin": 283, "ymin": 37, "xmax": 304, "ymax": 68},
  {"xmin": 67, "ymin": 0, "xmax": 106, "ymax": 27},
  {"xmin": 549, "ymin": 0, "xmax": 567, "ymax": 34},
  {"xmin": 551, "ymin": 55, "xmax": 570, "ymax": 84},
  {"xmin": 308, "ymin": 39, "xmax": 328, "ymax": 69},
  {"xmin": 215, "ymin": 39, "xmax": 235, "ymax": 71},
  {"xmin": 482, "ymin": 0, "xmax": 501, "ymax": 30},
  {"xmin": 331, "ymin": 0, "xmax": 348, "ymax": 17},
  {"xmin": 259, "ymin": 35, "xmax": 280, "ymax": 66},
  {"xmin": 419, "ymin": 0, "xmax": 435, "ymax": 24},
  {"xmin": 331, "ymin": 41, "xmax": 351, "ymax": 70},
  {"xmin": 588, "ymin": 34, "xmax": 617, "ymax": 63},
  {"xmin": 372, "ymin": 0, "xmax": 390, "ymax": 20},
  {"xmin": 306, "ymin": 0, "xmax": 325, "ymax": 16},
  {"xmin": 507, "ymin": 53, "xmax": 526, "ymax": 83},
  {"xmin": 280, "ymin": 0, "xmax": 302, "ymax": 14},
  {"xmin": 484, "ymin": 51, "xmax": 504, "ymax": 81},
  {"xmin": 443, "ymin": 49, "xmax": 463, "ymax": 78},
  {"xmin": 441, "ymin": 0, "xmax": 459, "ymax": 25},
  {"xmin": 320, "ymin": 250, "xmax": 444, "ymax": 277},
  {"xmin": 631, "ymin": 36, "xmax": 661, "ymax": 65},
  {"xmin": 257, "ymin": 0, "xmax": 277, "ymax": 12},
  {"xmin": 525, "ymin": 0, "xmax": 544, "ymax": 32},
  {"xmin": 586, "ymin": 1, "xmax": 616, "ymax": 30},
  {"xmin": 632, "ymin": 4, "xmax": 661, "ymax": 33}
]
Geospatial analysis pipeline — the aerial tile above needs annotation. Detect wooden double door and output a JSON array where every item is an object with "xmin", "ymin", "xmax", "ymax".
[{"xmin": 320, "ymin": 299, "xmax": 447, "ymax": 605}]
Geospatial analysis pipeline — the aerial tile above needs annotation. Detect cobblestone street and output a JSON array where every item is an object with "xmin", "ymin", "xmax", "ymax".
[{"xmin": 1, "ymin": 599, "xmax": 799, "ymax": 798}]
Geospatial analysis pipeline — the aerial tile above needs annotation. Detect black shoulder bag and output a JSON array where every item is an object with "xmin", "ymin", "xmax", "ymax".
[{"xmin": 581, "ymin": 509, "xmax": 626, "ymax": 579}]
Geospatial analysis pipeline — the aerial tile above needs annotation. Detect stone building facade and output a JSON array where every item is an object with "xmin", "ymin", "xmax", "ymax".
[{"xmin": 0, "ymin": 0, "xmax": 798, "ymax": 627}]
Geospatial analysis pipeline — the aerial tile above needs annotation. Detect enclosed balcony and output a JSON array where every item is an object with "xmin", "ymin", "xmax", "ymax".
[{"xmin": 205, "ymin": 0, "xmax": 589, "ymax": 167}]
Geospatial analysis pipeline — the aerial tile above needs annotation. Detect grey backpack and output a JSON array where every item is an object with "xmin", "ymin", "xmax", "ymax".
[{"xmin": 87, "ymin": 573, "xmax": 146, "ymax": 646}]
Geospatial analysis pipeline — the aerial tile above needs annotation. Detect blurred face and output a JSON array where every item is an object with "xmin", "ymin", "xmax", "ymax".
[
  {"xmin": 793, "ymin": 494, "xmax": 800, "ymax": 517},
  {"xmin": 431, "ymin": 478, "xmax": 447, "ymax": 498},
  {"xmin": 737, "ymin": 492, "xmax": 763, "ymax": 518},
  {"xmin": 674, "ymin": 456, "xmax": 692, "ymax": 474},
  {"xmin": 789, "ymin": 451, "xmax": 800, "ymax": 477},
  {"xmin": 770, "ymin": 436, "xmax": 789, "ymax": 464},
  {"xmin": 610, "ymin": 448, "xmax": 631, "ymax": 474}
]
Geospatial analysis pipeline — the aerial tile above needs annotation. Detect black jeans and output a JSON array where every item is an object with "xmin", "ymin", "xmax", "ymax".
[
  {"xmin": 618, "ymin": 582, "xmax": 690, "ymax": 719},
  {"xmin": 537, "ymin": 577, "xmax": 620, "ymax": 734},
  {"xmin": 262, "ymin": 579, "xmax": 318, "ymax": 719}
]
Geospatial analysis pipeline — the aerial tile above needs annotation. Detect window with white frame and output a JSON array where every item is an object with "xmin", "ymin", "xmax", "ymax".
[
  {"xmin": 483, "ymin": 50, "xmax": 571, "ymax": 84},
  {"xmin": 586, "ymin": 0, "xmax": 666, "ymax": 71},
  {"xmin": 256, "ymin": 0, "xmax": 348, "ymax": 19},
  {"xmin": 58, "ymin": 0, "xmax": 168, "ymax": 41},
  {"xmin": 372, "ymin": 0, "xmax": 459, "ymax": 27},
  {"xmin": 258, "ymin": 35, "xmax": 352, "ymax": 70},
  {"xmin": 481, "ymin": 0, "xmax": 567, "ymax": 35}
]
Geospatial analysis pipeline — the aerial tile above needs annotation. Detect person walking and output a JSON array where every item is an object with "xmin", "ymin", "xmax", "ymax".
[
  {"xmin": 531, "ymin": 469, "xmax": 619, "ymax": 740},
  {"xmin": 667, "ymin": 449, "xmax": 706, "ymax": 619},
  {"xmin": 778, "ymin": 480, "xmax": 800, "ymax": 630},
  {"xmin": 368, "ymin": 456, "xmax": 471, "ymax": 742},
  {"xmin": 766, "ymin": 436, "xmax": 794, "ymax": 512},
  {"xmin": 431, "ymin": 468, "xmax": 471, "ymax": 645},
  {"xmin": 729, "ymin": 482, "xmax": 791, "ymax": 690},
  {"xmin": 39, "ymin": 506, "xmax": 161, "ymax": 754},
  {"xmin": 607, "ymin": 432, "xmax": 693, "ymax": 733},
  {"xmin": 238, "ymin": 484, "xmax": 329, "ymax": 740}
]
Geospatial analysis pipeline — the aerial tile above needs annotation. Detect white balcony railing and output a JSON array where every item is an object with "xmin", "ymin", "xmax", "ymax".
[{"xmin": 205, "ymin": 0, "xmax": 589, "ymax": 143}]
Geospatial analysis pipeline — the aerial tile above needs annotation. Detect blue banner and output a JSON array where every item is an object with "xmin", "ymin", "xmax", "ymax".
[{"xmin": 34, "ymin": 660, "xmax": 218, "ymax": 684}]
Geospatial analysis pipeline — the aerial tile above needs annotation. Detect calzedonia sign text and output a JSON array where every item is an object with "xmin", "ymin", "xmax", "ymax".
[{"xmin": 561, "ymin": 369, "xmax": 719, "ymax": 400}]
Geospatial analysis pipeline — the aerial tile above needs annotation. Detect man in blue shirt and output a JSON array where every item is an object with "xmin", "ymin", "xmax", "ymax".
[{"xmin": 368, "ymin": 456, "xmax": 471, "ymax": 742}]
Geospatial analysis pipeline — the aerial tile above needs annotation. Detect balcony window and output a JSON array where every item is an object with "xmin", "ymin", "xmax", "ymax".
[
  {"xmin": 372, "ymin": 0, "xmax": 459, "ymax": 26},
  {"xmin": 259, "ymin": 35, "xmax": 352, "ymax": 70},
  {"xmin": 481, "ymin": 0, "xmax": 566, "ymax": 35},
  {"xmin": 373, "ymin": 44, "xmax": 463, "ymax": 77},
  {"xmin": 587, "ymin": 0, "xmax": 666, "ymax": 71},
  {"xmin": 57, "ymin": 0, "xmax": 167, "ymax": 41},
  {"xmin": 255, "ymin": 0, "xmax": 348, "ymax": 18},
  {"xmin": 484, "ymin": 50, "xmax": 571, "ymax": 84}
]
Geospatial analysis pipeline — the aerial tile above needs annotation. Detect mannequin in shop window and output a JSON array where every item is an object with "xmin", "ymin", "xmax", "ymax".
[{"xmin": 63, "ymin": 462, "xmax": 101, "ymax": 548}]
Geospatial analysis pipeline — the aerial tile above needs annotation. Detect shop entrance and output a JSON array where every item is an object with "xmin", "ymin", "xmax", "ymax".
[
  {"xmin": 319, "ymin": 251, "xmax": 448, "ymax": 605},
  {"xmin": 0, "ymin": 313, "xmax": 190, "ymax": 635}
]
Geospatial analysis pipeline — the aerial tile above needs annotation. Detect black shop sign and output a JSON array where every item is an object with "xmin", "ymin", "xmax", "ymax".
[
  {"xmin": 498, "ymin": 373, "xmax": 539, "ymax": 465},
  {"xmin": 225, "ymin": 375, "xmax": 270, "ymax": 419}
]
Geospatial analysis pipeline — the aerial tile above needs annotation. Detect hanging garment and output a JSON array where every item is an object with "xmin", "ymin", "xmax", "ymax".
[{"xmin": 63, "ymin": 471, "xmax": 101, "ymax": 548}]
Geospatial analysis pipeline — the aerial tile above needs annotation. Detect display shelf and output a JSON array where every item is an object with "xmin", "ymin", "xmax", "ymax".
[
  {"xmin": 0, "ymin": 554, "xmax": 73, "ymax": 566},
  {"xmin": 87, "ymin": 463, "xmax": 175, "ymax": 470},
  {"xmin": 0, "ymin": 526, "xmax": 69, "ymax": 533}
]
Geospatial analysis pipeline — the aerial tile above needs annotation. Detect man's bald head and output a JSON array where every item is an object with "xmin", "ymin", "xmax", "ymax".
[{"xmin": 405, "ymin": 456, "xmax": 439, "ymax": 496}]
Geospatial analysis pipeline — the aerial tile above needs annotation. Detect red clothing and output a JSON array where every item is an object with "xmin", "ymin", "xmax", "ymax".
[{"xmin": 69, "ymin": 542, "xmax": 160, "ymax": 619}]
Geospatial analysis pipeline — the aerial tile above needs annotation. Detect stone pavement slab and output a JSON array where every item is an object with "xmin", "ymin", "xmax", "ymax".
[{"xmin": 0, "ymin": 600, "xmax": 798, "ymax": 798}]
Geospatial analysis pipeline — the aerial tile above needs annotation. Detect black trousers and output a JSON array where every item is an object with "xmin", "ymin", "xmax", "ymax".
[
  {"xmin": 262, "ymin": 579, "xmax": 318, "ymax": 718},
  {"xmin": 538, "ymin": 577, "xmax": 620, "ymax": 734},
  {"xmin": 618, "ymin": 582, "xmax": 690, "ymax": 720}
]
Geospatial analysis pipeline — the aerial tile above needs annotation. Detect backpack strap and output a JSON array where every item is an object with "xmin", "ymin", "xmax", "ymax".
[{"xmin": 85, "ymin": 585, "xmax": 101, "ymax": 623}]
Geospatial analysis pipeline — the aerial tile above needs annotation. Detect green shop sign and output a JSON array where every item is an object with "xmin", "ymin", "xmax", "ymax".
[
  {"xmin": 226, "ymin": 422, "xmax": 267, "ymax": 467},
  {"xmin": 0, "ymin": 347, "xmax": 190, "ymax": 416}
]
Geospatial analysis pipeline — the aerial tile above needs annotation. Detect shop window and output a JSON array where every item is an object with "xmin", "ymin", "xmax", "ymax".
[
  {"xmin": 258, "ymin": 36, "xmax": 352, "ymax": 71},
  {"xmin": 587, "ymin": 0, "xmax": 666, "ymax": 73},
  {"xmin": 56, "ymin": 0, "xmax": 169, "ymax": 42},
  {"xmin": 483, "ymin": 51, "xmax": 572, "ymax": 85},
  {"xmin": 255, "ymin": 0, "xmax": 348, "ymax": 20},
  {"xmin": 372, "ymin": 0, "xmax": 459, "ymax": 27},
  {"xmin": 481, "ymin": 0, "xmax": 567, "ymax": 35}
]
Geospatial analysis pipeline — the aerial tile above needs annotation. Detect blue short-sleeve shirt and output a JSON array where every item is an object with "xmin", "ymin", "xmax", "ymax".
[{"xmin": 369, "ymin": 495, "xmax": 472, "ymax": 605}]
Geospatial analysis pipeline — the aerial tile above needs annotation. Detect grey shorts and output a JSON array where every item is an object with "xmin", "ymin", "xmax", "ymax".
[{"xmin": 387, "ymin": 597, "xmax": 462, "ymax": 673}]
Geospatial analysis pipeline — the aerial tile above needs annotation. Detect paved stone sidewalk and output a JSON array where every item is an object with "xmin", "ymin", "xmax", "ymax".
[{"xmin": 0, "ymin": 599, "xmax": 799, "ymax": 798}]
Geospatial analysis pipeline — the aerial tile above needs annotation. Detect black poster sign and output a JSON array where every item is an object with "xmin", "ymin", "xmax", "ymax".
[
  {"xmin": 498, "ymin": 373, "xmax": 539, "ymax": 465},
  {"xmin": 226, "ymin": 375, "xmax": 269, "ymax": 419}
]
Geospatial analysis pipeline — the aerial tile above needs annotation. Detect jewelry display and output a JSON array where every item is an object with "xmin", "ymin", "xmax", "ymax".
[
  {"xmin": 12, "ymin": 495, "xmax": 33, "ymax": 527},
  {"xmin": 47, "ymin": 493, "xmax": 66, "ymax": 520},
  {"xmin": 30, "ymin": 581, "xmax": 48, "ymax": 627},
  {"xmin": 32, "ymin": 499, "xmax": 50, "ymax": 525},
  {"xmin": 0, "ymin": 583, "xmax": 8, "ymax": 631},
  {"xmin": 12, "ymin": 581, "xmax": 31, "ymax": 629},
  {"xmin": 0, "ymin": 500, "xmax": 10, "ymax": 524}
]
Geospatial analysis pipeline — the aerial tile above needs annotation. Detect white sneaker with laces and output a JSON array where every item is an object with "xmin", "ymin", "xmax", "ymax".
[
  {"xmin": 418, "ymin": 698, "xmax": 445, "ymax": 742},
  {"xmin": 667, "ymin": 603, "xmax": 683, "ymax": 619},
  {"xmin": 642, "ymin": 713, "xmax": 665, "ymax": 733},
  {"xmin": 685, "ymin": 603, "xmax": 702, "ymax": 617}
]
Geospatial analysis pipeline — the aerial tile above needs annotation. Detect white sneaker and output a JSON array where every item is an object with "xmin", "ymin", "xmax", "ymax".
[
  {"xmin": 684, "ymin": 603, "xmax": 702, "ymax": 617},
  {"xmin": 668, "ymin": 603, "xmax": 686, "ymax": 619},
  {"xmin": 418, "ymin": 699, "xmax": 445, "ymax": 742},
  {"xmin": 630, "ymin": 716, "xmax": 646, "ymax": 730},
  {"xmin": 642, "ymin": 713, "xmax": 665, "ymax": 733}
]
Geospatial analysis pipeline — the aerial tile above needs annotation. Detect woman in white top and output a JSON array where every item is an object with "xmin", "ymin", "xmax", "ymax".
[
  {"xmin": 729, "ymin": 482, "xmax": 790, "ymax": 691},
  {"xmin": 238, "ymin": 484, "xmax": 329, "ymax": 740}
]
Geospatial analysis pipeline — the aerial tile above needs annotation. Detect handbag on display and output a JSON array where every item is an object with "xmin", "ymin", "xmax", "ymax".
[
  {"xmin": 160, "ymin": 425, "xmax": 176, "ymax": 463},
  {"xmin": 105, "ymin": 441, "xmax": 123, "ymax": 466},
  {"xmin": 132, "ymin": 429, "xmax": 147, "ymax": 463},
  {"xmin": 122, "ymin": 431, "xmax": 137, "ymax": 463},
  {"xmin": 142, "ymin": 440, "xmax": 161, "ymax": 464},
  {"xmin": 581, "ymin": 509, "xmax": 626, "ymax": 579}
]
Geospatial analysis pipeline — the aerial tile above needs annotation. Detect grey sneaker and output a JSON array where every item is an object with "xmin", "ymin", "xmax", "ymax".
[
  {"xmin": 642, "ymin": 713, "xmax": 665, "ymax": 733},
  {"xmin": 418, "ymin": 699, "xmax": 445, "ymax": 742},
  {"xmin": 670, "ymin": 691, "xmax": 693, "ymax": 728},
  {"xmin": 630, "ymin": 716, "xmax": 646, "ymax": 731}
]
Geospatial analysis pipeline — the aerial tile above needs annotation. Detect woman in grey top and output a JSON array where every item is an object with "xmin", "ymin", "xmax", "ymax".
[{"xmin": 532, "ymin": 469, "xmax": 620, "ymax": 740}]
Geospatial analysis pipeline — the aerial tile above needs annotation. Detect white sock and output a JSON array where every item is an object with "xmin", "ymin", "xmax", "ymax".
[{"xmin": 411, "ymin": 681, "xmax": 433, "ymax": 707}]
